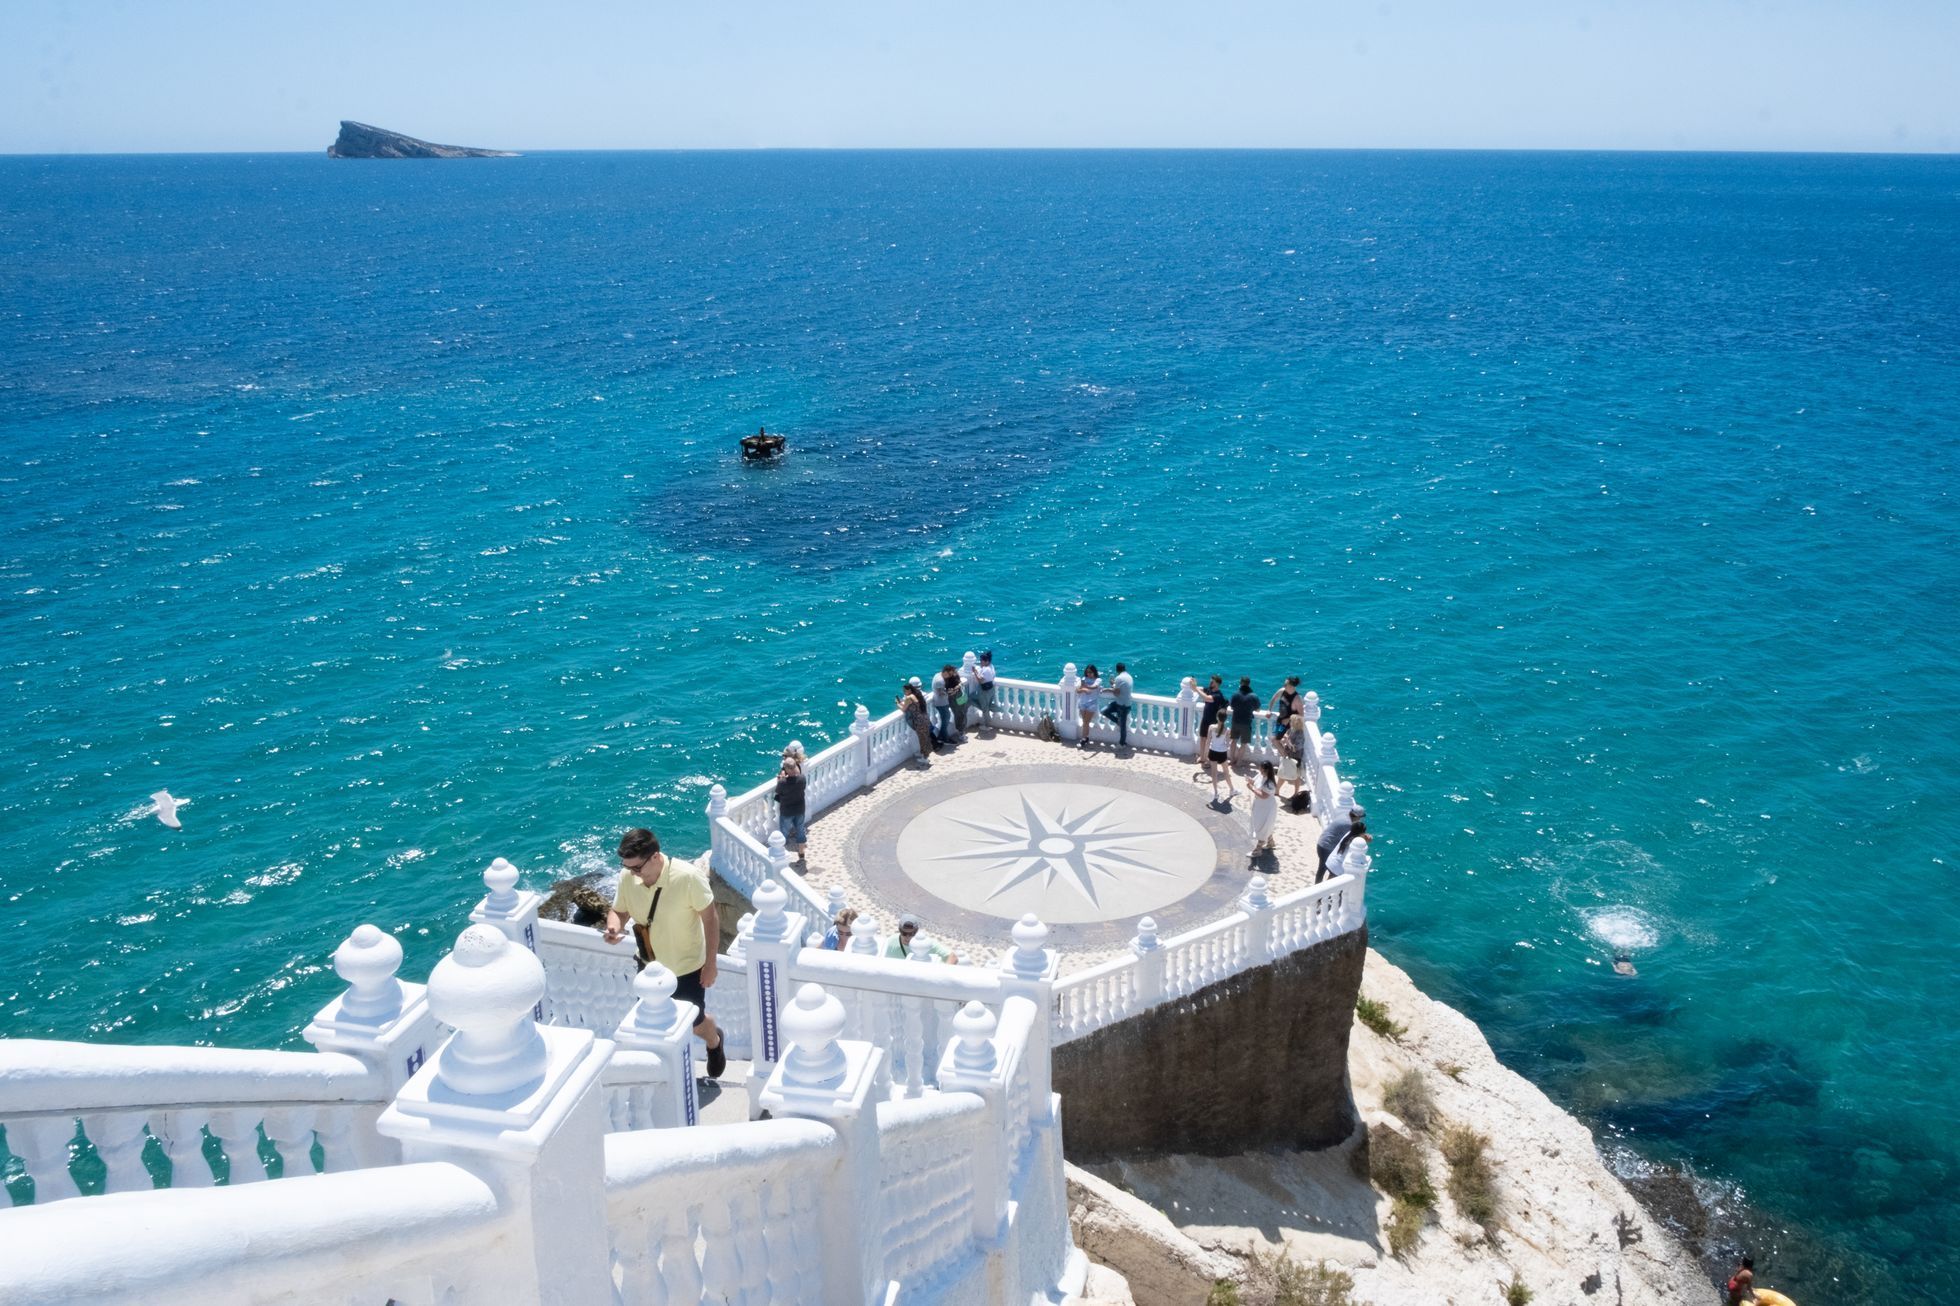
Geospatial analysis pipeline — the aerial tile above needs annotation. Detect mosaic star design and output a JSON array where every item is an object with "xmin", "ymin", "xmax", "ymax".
[{"xmin": 934, "ymin": 794, "xmax": 1181, "ymax": 909}]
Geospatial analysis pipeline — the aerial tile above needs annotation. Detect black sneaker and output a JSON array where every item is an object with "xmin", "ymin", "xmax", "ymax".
[{"xmin": 707, "ymin": 1038, "xmax": 727, "ymax": 1079}]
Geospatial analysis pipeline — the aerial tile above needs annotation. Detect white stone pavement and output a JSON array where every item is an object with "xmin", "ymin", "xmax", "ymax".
[{"xmin": 794, "ymin": 728, "xmax": 1327, "ymax": 971}]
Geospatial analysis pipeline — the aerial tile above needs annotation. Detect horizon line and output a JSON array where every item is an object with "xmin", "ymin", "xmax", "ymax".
[{"xmin": 3, "ymin": 143, "xmax": 1957, "ymax": 159}]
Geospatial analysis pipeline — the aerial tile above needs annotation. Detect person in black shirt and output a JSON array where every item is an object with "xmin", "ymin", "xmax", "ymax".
[
  {"xmin": 775, "ymin": 757, "xmax": 808, "ymax": 861},
  {"xmin": 1193, "ymin": 675, "xmax": 1225, "ymax": 776},
  {"xmin": 1228, "ymin": 678, "xmax": 1261, "ymax": 769}
]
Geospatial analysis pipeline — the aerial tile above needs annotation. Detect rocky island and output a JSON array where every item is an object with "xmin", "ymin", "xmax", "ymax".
[{"xmin": 326, "ymin": 120, "xmax": 517, "ymax": 158}]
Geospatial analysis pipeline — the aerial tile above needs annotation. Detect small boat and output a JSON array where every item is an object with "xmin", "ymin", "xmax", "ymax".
[{"xmin": 740, "ymin": 427, "xmax": 787, "ymax": 461}]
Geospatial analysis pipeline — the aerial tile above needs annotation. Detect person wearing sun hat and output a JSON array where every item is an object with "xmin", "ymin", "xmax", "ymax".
[{"xmin": 882, "ymin": 912, "xmax": 959, "ymax": 964}]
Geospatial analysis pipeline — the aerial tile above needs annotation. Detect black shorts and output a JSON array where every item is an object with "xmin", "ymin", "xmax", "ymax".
[
  {"xmin": 1231, "ymin": 724, "xmax": 1254, "ymax": 743},
  {"xmin": 672, "ymin": 967, "xmax": 709, "ymax": 1023}
]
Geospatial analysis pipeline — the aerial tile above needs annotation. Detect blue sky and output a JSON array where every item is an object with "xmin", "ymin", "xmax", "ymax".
[{"xmin": 3, "ymin": 0, "xmax": 1954, "ymax": 153}]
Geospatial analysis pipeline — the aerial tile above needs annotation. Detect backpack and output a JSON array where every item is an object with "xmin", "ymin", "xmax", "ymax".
[{"xmin": 1035, "ymin": 715, "xmax": 1058, "ymax": 742}]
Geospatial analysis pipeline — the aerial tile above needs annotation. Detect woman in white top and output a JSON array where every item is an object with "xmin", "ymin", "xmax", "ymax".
[
  {"xmin": 1075, "ymin": 664, "xmax": 1104, "ymax": 747},
  {"xmin": 973, "ymin": 650, "xmax": 998, "ymax": 724},
  {"xmin": 1247, "ymin": 761, "xmax": 1279, "ymax": 854},
  {"xmin": 1205, "ymin": 717, "xmax": 1238, "ymax": 802},
  {"xmin": 1275, "ymin": 713, "xmax": 1306, "ymax": 804},
  {"xmin": 1325, "ymin": 820, "xmax": 1368, "ymax": 879}
]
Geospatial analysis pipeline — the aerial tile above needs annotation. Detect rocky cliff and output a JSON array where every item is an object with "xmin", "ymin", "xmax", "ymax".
[
  {"xmin": 1066, "ymin": 949, "xmax": 1721, "ymax": 1306},
  {"xmin": 326, "ymin": 121, "xmax": 517, "ymax": 159}
]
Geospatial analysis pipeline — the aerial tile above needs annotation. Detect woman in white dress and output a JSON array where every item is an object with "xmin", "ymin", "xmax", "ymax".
[
  {"xmin": 1075, "ymin": 664, "xmax": 1104, "ymax": 747},
  {"xmin": 1248, "ymin": 761, "xmax": 1279, "ymax": 854}
]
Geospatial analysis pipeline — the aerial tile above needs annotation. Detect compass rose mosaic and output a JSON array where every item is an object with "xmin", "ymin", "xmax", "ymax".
[{"xmin": 893, "ymin": 782, "xmax": 1217, "ymax": 924}]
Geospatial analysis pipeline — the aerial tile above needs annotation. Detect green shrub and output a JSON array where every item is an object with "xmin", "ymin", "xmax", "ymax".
[
  {"xmin": 1439, "ymin": 1060, "xmax": 1466, "ymax": 1081},
  {"xmin": 1388, "ymin": 1194, "xmax": 1429, "ymax": 1258},
  {"xmin": 1368, "ymin": 1124, "xmax": 1435, "ymax": 1206},
  {"xmin": 1502, "ymin": 1272, "xmax": 1535, "ymax": 1305},
  {"xmin": 1355, "ymin": 996, "xmax": 1406, "ymax": 1041},
  {"xmin": 1382, "ymin": 1069, "xmax": 1435, "ymax": 1132},
  {"xmin": 1209, "ymin": 1250, "xmax": 1356, "ymax": 1306},
  {"xmin": 1441, "ymin": 1124, "xmax": 1500, "ymax": 1235}
]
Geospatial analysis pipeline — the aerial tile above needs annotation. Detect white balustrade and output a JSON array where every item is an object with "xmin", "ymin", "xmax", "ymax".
[{"xmin": 534, "ymin": 916, "xmax": 638, "ymax": 1033}]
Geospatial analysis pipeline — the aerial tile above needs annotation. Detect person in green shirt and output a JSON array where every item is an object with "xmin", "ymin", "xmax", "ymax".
[
  {"xmin": 882, "ymin": 913, "xmax": 960, "ymax": 964},
  {"xmin": 603, "ymin": 827, "xmax": 726, "ymax": 1078}
]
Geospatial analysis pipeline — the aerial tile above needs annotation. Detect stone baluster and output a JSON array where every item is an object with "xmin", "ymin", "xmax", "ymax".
[
  {"xmin": 1240, "ymin": 875, "xmax": 1275, "ymax": 965},
  {"xmin": 5, "ymin": 1117, "xmax": 80, "ymax": 1204},
  {"xmin": 1177, "ymin": 676, "xmax": 1200, "ymax": 754},
  {"xmin": 850, "ymin": 704, "xmax": 874, "ymax": 787},
  {"xmin": 471, "ymin": 857, "xmax": 546, "ymax": 960},
  {"xmin": 742, "ymin": 878, "xmax": 808, "ymax": 1119},
  {"xmin": 1058, "ymin": 663, "xmax": 1080, "ymax": 741},
  {"xmin": 301, "ymin": 923, "xmax": 440, "ymax": 1168},
  {"xmin": 206, "ymin": 1109, "xmax": 268, "ymax": 1184},
  {"xmin": 1343, "ymin": 837, "xmax": 1373, "ymax": 927},
  {"xmin": 997, "ymin": 914, "xmax": 1058, "ymax": 1123},
  {"xmin": 705, "ymin": 783, "xmax": 729, "ymax": 879},
  {"xmin": 759, "ymin": 983, "xmax": 886, "ymax": 1306},
  {"xmin": 612, "ymin": 962, "xmax": 700, "ymax": 1129},
  {"xmin": 1130, "ymin": 916, "xmax": 1165, "ymax": 1007},
  {"xmin": 260, "ymin": 1107, "xmax": 320, "ymax": 1179},
  {"xmin": 85, "ymin": 1111, "xmax": 153, "ymax": 1194},
  {"xmin": 937, "ymin": 1001, "xmax": 1010, "ymax": 1242},
  {"xmin": 378, "ymin": 924, "xmax": 615, "ymax": 1306},
  {"xmin": 152, "ymin": 1111, "xmax": 215, "ymax": 1188}
]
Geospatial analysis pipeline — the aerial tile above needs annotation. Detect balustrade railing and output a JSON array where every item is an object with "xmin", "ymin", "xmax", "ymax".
[
  {"xmin": 534, "ymin": 917, "xmax": 637, "ymax": 1034},
  {"xmin": 1, "ymin": 1159, "xmax": 518, "ymax": 1305},
  {"xmin": 875, "ymin": 1094, "xmax": 987, "ymax": 1290},
  {"xmin": 604, "ymin": 1118, "xmax": 838, "ymax": 1305}
]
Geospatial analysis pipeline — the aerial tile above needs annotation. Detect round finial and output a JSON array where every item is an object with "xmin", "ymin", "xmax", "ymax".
[
  {"xmin": 1241, "ymin": 875, "xmax": 1272, "ymax": 912},
  {"xmin": 1300, "ymin": 691, "xmax": 1321, "ymax": 722},
  {"xmin": 849, "ymin": 915, "xmax": 881, "ymax": 955},
  {"xmin": 962, "ymin": 651, "xmax": 977, "ymax": 670},
  {"xmin": 631, "ymin": 961, "xmax": 680, "ymax": 1030},
  {"xmin": 852, "ymin": 704, "xmax": 872, "ymax": 730},
  {"xmin": 1346, "ymin": 839, "xmax": 1373, "ymax": 877},
  {"xmin": 333, "ymin": 924, "xmax": 404, "ymax": 1023},
  {"xmin": 825, "ymin": 885, "xmax": 848, "ymax": 919},
  {"xmin": 951, "ymin": 1001, "xmax": 998, "ymax": 1075},
  {"xmin": 1337, "ymin": 781, "xmax": 1357, "ymax": 814},
  {"xmin": 425, "ymin": 925, "xmax": 548, "ymax": 1097},
  {"xmin": 1061, "ymin": 663, "xmax": 1078, "ymax": 684},
  {"xmin": 1179, "ymin": 676, "xmax": 1197, "ymax": 698},
  {"xmin": 1320, "ymin": 733, "xmax": 1341, "ymax": 766},
  {"xmin": 737, "ymin": 911, "xmax": 756, "ymax": 939},
  {"xmin": 481, "ymin": 857, "xmax": 520, "ymax": 914},
  {"xmin": 1131, "ymin": 916, "xmax": 1160, "ymax": 954},
  {"xmin": 751, "ymin": 880, "xmax": 790, "ymax": 942},
  {"xmin": 1008, "ymin": 914, "xmax": 1050, "ymax": 978},
  {"xmin": 778, "ymin": 983, "xmax": 848, "ymax": 1088},
  {"xmin": 767, "ymin": 829, "xmax": 791, "ymax": 867},
  {"xmin": 706, "ymin": 783, "xmax": 728, "ymax": 817},
  {"xmin": 906, "ymin": 932, "xmax": 934, "ymax": 962}
]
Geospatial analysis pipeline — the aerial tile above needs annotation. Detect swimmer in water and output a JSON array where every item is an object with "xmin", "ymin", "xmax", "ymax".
[{"xmin": 1613, "ymin": 953, "xmax": 1639, "ymax": 977}]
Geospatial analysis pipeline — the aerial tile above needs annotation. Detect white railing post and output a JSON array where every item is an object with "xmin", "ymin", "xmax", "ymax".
[
  {"xmin": 1176, "ymin": 676, "xmax": 1200, "ymax": 756},
  {"xmin": 759, "ymin": 983, "xmax": 887, "ymax": 1306},
  {"xmin": 378, "ymin": 924, "xmax": 614, "ymax": 1306},
  {"xmin": 1058, "ymin": 663, "xmax": 1080, "ymax": 741},
  {"xmin": 1239, "ymin": 876, "xmax": 1275, "ymax": 965},
  {"xmin": 937, "ymin": 1001, "xmax": 1007, "ymax": 1239},
  {"xmin": 471, "ymin": 857, "xmax": 547, "ymax": 1021},
  {"xmin": 302, "ymin": 924, "xmax": 441, "ymax": 1165},
  {"xmin": 1343, "ymin": 839, "xmax": 1372, "ymax": 928},
  {"xmin": 1130, "ymin": 916, "xmax": 1166, "ymax": 1006},
  {"xmin": 743, "ymin": 878, "xmax": 808, "ymax": 1119},
  {"xmin": 850, "ymin": 704, "xmax": 874, "ymax": 789},
  {"xmin": 849, "ymin": 913, "xmax": 882, "ymax": 956},
  {"xmin": 705, "ymin": 782, "xmax": 728, "ymax": 874},
  {"xmin": 611, "ymin": 962, "xmax": 700, "ymax": 1129},
  {"xmin": 996, "ymin": 914, "xmax": 1058, "ymax": 1118}
]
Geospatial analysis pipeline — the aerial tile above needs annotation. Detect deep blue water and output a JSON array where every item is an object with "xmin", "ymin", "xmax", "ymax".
[{"xmin": 2, "ymin": 150, "xmax": 1956, "ymax": 1302}]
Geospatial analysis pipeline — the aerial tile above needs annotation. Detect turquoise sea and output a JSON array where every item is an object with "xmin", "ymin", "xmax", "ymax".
[{"xmin": 2, "ymin": 151, "xmax": 1955, "ymax": 1301}]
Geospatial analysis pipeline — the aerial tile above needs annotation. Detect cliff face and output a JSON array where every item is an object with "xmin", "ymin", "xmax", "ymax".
[
  {"xmin": 326, "ymin": 121, "xmax": 517, "ymax": 159},
  {"xmin": 1066, "ymin": 949, "xmax": 1721, "ymax": 1306}
]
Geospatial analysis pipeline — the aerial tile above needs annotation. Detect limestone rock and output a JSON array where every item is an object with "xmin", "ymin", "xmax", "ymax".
[
  {"xmin": 1066, "ymin": 1164, "xmax": 1235, "ymax": 1306},
  {"xmin": 538, "ymin": 871, "xmax": 613, "ymax": 925},
  {"xmin": 327, "ymin": 121, "xmax": 517, "ymax": 158}
]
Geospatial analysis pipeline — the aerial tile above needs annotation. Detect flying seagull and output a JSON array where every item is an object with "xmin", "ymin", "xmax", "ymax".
[{"xmin": 151, "ymin": 790, "xmax": 182, "ymax": 829}]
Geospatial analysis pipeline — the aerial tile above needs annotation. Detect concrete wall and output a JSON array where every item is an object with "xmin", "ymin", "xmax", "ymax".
[{"xmin": 1053, "ymin": 926, "xmax": 1368, "ymax": 1160}]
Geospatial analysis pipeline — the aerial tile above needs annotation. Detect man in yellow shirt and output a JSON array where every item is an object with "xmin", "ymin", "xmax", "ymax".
[{"xmin": 603, "ymin": 827, "xmax": 726, "ymax": 1079}]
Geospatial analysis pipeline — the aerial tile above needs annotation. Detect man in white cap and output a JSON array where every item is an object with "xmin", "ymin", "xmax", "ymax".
[
  {"xmin": 883, "ymin": 912, "xmax": 959, "ymax": 963},
  {"xmin": 1315, "ymin": 805, "xmax": 1364, "ymax": 883}
]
